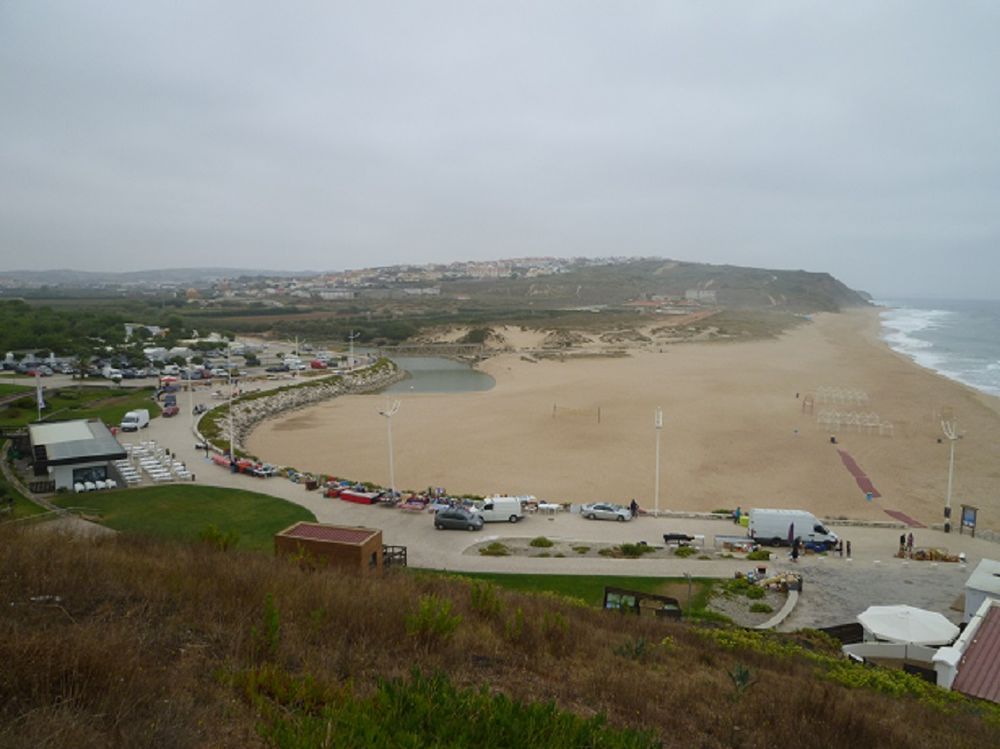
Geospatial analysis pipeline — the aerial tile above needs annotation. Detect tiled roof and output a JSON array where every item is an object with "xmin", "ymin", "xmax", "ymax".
[
  {"xmin": 281, "ymin": 522, "xmax": 378, "ymax": 545},
  {"xmin": 952, "ymin": 604, "xmax": 1000, "ymax": 703}
]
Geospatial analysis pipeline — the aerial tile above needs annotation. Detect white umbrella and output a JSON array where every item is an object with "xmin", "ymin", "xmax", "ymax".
[{"xmin": 857, "ymin": 605, "xmax": 959, "ymax": 646}]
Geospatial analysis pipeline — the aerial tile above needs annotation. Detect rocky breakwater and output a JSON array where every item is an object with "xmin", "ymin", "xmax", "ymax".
[{"xmin": 205, "ymin": 360, "xmax": 404, "ymax": 455}]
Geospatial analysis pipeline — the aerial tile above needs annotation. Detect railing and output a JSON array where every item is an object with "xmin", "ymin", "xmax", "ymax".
[{"xmin": 383, "ymin": 545, "xmax": 408, "ymax": 568}]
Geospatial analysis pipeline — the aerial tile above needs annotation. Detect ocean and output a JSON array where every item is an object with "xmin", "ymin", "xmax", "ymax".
[{"xmin": 877, "ymin": 298, "xmax": 1000, "ymax": 398}]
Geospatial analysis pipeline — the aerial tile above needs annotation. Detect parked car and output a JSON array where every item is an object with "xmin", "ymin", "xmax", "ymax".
[
  {"xmin": 265, "ymin": 364, "xmax": 288, "ymax": 373},
  {"xmin": 162, "ymin": 405, "xmax": 180, "ymax": 417},
  {"xmin": 210, "ymin": 367, "xmax": 230, "ymax": 377},
  {"xmin": 434, "ymin": 506, "xmax": 484, "ymax": 531},
  {"xmin": 581, "ymin": 502, "xmax": 631, "ymax": 522}
]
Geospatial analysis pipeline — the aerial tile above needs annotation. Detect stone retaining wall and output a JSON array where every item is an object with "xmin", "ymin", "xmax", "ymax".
[{"xmin": 203, "ymin": 361, "xmax": 404, "ymax": 455}]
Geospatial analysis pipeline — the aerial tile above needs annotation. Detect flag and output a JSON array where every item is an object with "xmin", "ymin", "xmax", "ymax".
[{"xmin": 36, "ymin": 371, "xmax": 45, "ymax": 411}]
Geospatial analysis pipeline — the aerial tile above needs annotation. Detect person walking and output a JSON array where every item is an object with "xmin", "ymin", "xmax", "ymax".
[
  {"xmin": 899, "ymin": 533, "xmax": 906, "ymax": 555},
  {"xmin": 846, "ymin": 540, "xmax": 852, "ymax": 559},
  {"xmin": 906, "ymin": 532, "xmax": 914, "ymax": 557},
  {"xmin": 733, "ymin": 506, "xmax": 742, "ymax": 525},
  {"xmin": 629, "ymin": 498, "xmax": 639, "ymax": 518},
  {"xmin": 791, "ymin": 538, "xmax": 800, "ymax": 563}
]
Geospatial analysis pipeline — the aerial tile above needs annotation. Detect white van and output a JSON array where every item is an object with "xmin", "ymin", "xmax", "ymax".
[
  {"xmin": 475, "ymin": 496, "xmax": 525, "ymax": 523},
  {"xmin": 748, "ymin": 508, "xmax": 838, "ymax": 550},
  {"xmin": 120, "ymin": 409, "xmax": 150, "ymax": 432}
]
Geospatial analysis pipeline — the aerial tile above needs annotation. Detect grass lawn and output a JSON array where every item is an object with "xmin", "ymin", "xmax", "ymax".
[
  {"xmin": 54, "ymin": 484, "xmax": 315, "ymax": 551},
  {"xmin": 0, "ymin": 386, "xmax": 161, "ymax": 428},
  {"xmin": 0, "ymin": 460, "xmax": 48, "ymax": 521},
  {"xmin": 420, "ymin": 570, "xmax": 719, "ymax": 617},
  {"xmin": 0, "ymin": 383, "xmax": 32, "ymax": 397}
]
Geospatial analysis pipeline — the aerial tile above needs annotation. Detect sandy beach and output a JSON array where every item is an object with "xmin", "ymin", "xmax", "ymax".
[{"xmin": 247, "ymin": 309, "xmax": 1000, "ymax": 526}]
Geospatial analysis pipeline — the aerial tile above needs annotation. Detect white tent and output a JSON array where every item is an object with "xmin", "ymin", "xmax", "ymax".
[{"xmin": 858, "ymin": 605, "xmax": 959, "ymax": 646}]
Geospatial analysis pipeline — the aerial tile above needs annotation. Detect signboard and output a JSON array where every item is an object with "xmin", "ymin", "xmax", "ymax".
[{"xmin": 960, "ymin": 505, "xmax": 978, "ymax": 537}]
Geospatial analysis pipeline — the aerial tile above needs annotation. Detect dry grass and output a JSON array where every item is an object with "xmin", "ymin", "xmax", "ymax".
[{"xmin": 0, "ymin": 525, "xmax": 996, "ymax": 748}]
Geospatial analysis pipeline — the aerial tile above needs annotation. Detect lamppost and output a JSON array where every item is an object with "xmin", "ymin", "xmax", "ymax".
[
  {"xmin": 227, "ymin": 345, "xmax": 235, "ymax": 459},
  {"xmin": 379, "ymin": 398, "xmax": 400, "ymax": 500},
  {"xmin": 942, "ymin": 419, "xmax": 961, "ymax": 532},
  {"xmin": 348, "ymin": 330, "xmax": 360, "ymax": 369},
  {"xmin": 187, "ymin": 356, "xmax": 194, "ymax": 434},
  {"xmin": 654, "ymin": 406, "xmax": 663, "ymax": 516}
]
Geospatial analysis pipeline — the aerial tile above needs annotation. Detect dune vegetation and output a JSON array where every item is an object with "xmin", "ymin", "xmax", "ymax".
[{"xmin": 0, "ymin": 526, "xmax": 997, "ymax": 748}]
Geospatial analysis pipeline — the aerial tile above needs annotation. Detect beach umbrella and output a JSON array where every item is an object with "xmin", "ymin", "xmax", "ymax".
[
  {"xmin": 857, "ymin": 605, "xmax": 959, "ymax": 646},
  {"xmin": 160, "ymin": 375, "xmax": 179, "ymax": 384}
]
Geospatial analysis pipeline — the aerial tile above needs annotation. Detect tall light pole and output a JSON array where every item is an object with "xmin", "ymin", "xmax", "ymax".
[
  {"xmin": 654, "ymin": 406, "xmax": 663, "ymax": 516},
  {"xmin": 227, "ymin": 345, "xmax": 235, "ymax": 459},
  {"xmin": 380, "ymin": 398, "xmax": 400, "ymax": 499},
  {"xmin": 348, "ymin": 330, "xmax": 360, "ymax": 369},
  {"xmin": 942, "ymin": 419, "xmax": 960, "ymax": 532},
  {"xmin": 187, "ymin": 356, "xmax": 194, "ymax": 435}
]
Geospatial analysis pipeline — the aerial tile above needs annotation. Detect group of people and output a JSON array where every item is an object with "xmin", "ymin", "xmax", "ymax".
[{"xmin": 899, "ymin": 532, "xmax": 916, "ymax": 557}]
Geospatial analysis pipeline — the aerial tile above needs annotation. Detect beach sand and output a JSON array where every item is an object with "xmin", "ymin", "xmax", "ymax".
[{"xmin": 247, "ymin": 309, "xmax": 1000, "ymax": 526}]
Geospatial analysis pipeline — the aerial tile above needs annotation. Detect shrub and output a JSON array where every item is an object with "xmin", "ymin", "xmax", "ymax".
[
  {"xmin": 470, "ymin": 581, "xmax": 503, "ymax": 620},
  {"xmin": 243, "ymin": 669, "xmax": 659, "ymax": 749},
  {"xmin": 250, "ymin": 593, "xmax": 281, "ymax": 663},
  {"xmin": 613, "ymin": 636, "xmax": 649, "ymax": 662},
  {"xmin": 746, "ymin": 549, "xmax": 771, "ymax": 561},
  {"xmin": 619, "ymin": 543, "xmax": 656, "ymax": 558},
  {"xmin": 480, "ymin": 542, "xmax": 511, "ymax": 557},
  {"xmin": 405, "ymin": 595, "xmax": 461, "ymax": 648},
  {"xmin": 572, "ymin": 545, "xmax": 591, "ymax": 554},
  {"xmin": 750, "ymin": 602, "xmax": 774, "ymax": 614},
  {"xmin": 529, "ymin": 536, "xmax": 554, "ymax": 548},
  {"xmin": 673, "ymin": 545, "xmax": 697, "ymax": 558},
  {"xmin": 199, "ymin": 524, "xmax": 240, "ymax": 551},
  {"xmin": 745, "ymin": 586, "xmax": 766, "ymax": 600},
  {"xmin": 504, "ymin": 607, "xmax": 526, "ymax": 644}
]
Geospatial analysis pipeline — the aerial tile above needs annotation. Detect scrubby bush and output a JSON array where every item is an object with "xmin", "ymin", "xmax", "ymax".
[
  {"xmin": 529, "ymin": 536, "xmax": 554, "ymax": 548},
  {"xmin": 750, "ymin": 602, "xmax": 774, "ymax": 614},
  {"xmin": 480, "ymin": 542, "xmax": 511, "ymax": 557},
  {"xmin": 673, "ymin": 545, "xmax": 697, "ymax": 558},
  {"xmin": 746, "ymin": 549, "xmax": 771, "ymax": 561}
]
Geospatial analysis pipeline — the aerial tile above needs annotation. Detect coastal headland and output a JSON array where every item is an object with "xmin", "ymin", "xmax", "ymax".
[{"xmin": 247, "ymin": 308, "xmax": 1000, "ymax": 526}]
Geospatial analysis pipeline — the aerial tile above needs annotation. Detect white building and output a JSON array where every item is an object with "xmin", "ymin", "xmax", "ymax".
[
  {"xmin": 964, "ymin": 558, "xmax": 1000, "ymax": 622},
  {"xmin": 28, "ymin": 420, "xmax": 127, "ymax": 491}
]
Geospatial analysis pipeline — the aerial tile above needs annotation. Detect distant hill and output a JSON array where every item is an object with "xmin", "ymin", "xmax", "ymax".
[
  {"xmin": 0, "ymin": 267, "xmax": 317, "ymax": 286},
  {"xmin": 446, "ymin": 258, "xmax": 870, "ymax": 313}
]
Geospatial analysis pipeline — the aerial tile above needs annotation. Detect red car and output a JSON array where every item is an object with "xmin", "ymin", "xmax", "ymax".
[
  {"xmin": 162, "ymin": 405, "xmax": 180, "ymax": 417},
  {"xmin": 310, "ymin": 359, "xmax": 328, "ymax": 369}
]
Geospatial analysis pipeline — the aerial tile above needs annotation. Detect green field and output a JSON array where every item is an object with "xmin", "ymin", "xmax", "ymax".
[
  {"xmin": 0, "ymin": 386, "xmax": 161, "ymax": 428},
  {"xmin": 54, "ymin": 484, "xmax": 315, "ymax": 550},
  {"xmin": 422, "ymin": 570, "xmax": 718, "ymax": 615},
  {"xmin": 0, "ymin": 383, "xmax": 33, "ymax": 397},
  {"xmin": 0, "ymin": 444, "xmax": 48, "ymax": 521}
]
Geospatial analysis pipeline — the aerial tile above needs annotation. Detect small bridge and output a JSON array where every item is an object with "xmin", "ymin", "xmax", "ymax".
[{"xmin": 378, "ymin": 343, "xmax": 484, "ymax": 357}]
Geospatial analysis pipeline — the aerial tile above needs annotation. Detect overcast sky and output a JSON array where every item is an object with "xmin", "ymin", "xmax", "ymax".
[{"xmin": 1, "ymin": 2, "xmax": 998, "ymax": 298}]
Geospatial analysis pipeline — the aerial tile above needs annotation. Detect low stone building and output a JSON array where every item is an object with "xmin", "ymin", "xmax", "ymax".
[{"xmin": 275, "ymin": 522, "xmax": 383, "ymax": 574}]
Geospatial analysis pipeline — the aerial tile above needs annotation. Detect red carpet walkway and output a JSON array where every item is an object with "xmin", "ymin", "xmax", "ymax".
[
  {"xmin": 837, "ymin": 449, "xmax": 881, "ymax": 498},
  {"xmin": 882, "ymin": 509, "xmax": 927, "ymax": 528},
  {"xmin": 836, "ymin": 449, "xmax": 926, "ymax": 527}
]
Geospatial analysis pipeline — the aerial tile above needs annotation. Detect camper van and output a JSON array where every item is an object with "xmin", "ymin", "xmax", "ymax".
[
  {"xmin": 748, "ymin": 508, "xmax": 838, "ymax": 550},
  {"xmin": 474, "ymin": 496, "xmax": 525, "ymax": 523}
]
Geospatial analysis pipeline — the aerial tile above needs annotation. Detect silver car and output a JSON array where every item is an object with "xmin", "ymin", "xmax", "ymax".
[
  {"xmin": 581, "ymin": 502, "xmax": 631, "ymax": 522},
  {"xmin": 434, "ymin": 506, "xmax": 484, "ymax": 531}
]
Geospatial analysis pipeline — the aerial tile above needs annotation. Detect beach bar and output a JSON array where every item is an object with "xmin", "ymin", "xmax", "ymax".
[{"xmin": 274, "ymin": 521, "xmax": 383, "ymax": 574}]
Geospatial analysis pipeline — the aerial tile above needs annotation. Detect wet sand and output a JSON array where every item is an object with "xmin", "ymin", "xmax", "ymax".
[{"xmin": 247, "ymin": 309, "xmax": 1000, "ymax": 526}]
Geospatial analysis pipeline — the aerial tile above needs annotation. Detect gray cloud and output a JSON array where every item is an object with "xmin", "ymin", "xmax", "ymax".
[{"xmin": 1, "ymin": 1, "xmax": 998, "ymax": 298}]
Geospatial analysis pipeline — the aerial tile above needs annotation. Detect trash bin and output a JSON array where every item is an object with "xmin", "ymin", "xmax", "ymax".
[{"xmin": 305, "ymin": 480, "xmax": 318, "ymax": 491}]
